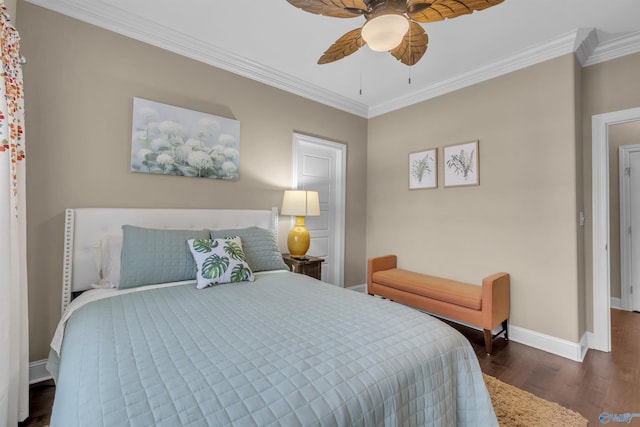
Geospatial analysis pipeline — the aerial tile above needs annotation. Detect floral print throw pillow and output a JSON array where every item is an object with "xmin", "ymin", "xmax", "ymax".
[{"xmin": 187, "ymin": 236, "xmax": 254, "ymax": 289}]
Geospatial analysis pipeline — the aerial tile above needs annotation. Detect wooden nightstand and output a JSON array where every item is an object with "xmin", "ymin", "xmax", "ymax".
[{"xmin": 282, "ymin": 254, "xmax": 323, "ymax": 280}]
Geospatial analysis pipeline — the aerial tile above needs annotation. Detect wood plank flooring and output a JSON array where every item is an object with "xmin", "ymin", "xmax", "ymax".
[
  {"xmin": 461, "ymin": 308, "xmax": 640, "ymax": 425},
  {"xmin": 19, "ymin": 309, "xmax": 640, "ymax": 426}
]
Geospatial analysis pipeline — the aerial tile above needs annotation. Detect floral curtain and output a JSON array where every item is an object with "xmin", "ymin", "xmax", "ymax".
[{"xmin": 0, "ymin": 2, "xmax": 28, "ymax": 425}]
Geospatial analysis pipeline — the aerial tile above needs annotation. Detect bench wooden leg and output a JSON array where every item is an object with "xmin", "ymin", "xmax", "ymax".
[
  {"xmin": 484, "ymin": 320, "xmax": 508, "ymax": 355},
  {"xmin": 483, "ymin": 329, "xmax": 493, "ymax": 354}
]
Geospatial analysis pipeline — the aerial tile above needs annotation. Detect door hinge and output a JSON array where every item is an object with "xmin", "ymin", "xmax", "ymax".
[
  {"xmin": 626, "ymin": 167, "xmax": 631, "ymax": 176},
  {"xmin": 630, "ymin": 226, "xmax": 633, "ymax": 235},
  {"xmin": 631, "ymin": 286, "xmax": 633, "ymax": 295}
]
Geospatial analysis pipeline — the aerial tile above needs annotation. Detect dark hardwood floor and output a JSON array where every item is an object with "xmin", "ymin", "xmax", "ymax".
[
  {"xmin": 19, "ymin": 309, "xmax": 640, "ymax": 427},
  {"xmin": 464, "ymin": 308, "xmax": 640, "ymax": 425}
]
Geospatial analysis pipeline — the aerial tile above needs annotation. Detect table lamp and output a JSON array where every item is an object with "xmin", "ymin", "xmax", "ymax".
[{"xmin": 281, "ymin": 190, "xmax": 320, "ymax": 259}]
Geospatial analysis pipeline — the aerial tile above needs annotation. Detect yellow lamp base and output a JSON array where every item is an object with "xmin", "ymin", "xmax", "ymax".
[{"xmin": 287, "ymin": 216, "xmax": 310, "ymax": 259}]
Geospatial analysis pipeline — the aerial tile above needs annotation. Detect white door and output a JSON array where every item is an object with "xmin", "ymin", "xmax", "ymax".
[
  {"xmin": 620, "ymin": 145, "xmax": 640, "ymax": 312},
  {"xmin": 292, "ymin": 133, "xmax": 346, "ymax": 287},
  {"xmin": 631, "ymin": 151, "xmax": 640, "ymax": 311}
]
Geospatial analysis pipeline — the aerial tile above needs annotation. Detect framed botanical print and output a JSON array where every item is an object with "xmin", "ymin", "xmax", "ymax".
[
  {"xmin": 444, "ymin": 140, "xmax": 479, "ymax": 187},
  {"xmin": 409, "ymin": 148, "xmax": 437, "ymax": 190}
]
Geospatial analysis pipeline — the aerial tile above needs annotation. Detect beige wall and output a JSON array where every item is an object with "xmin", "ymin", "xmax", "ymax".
[
  {"xmin": 5, "ymin": 0, "xmax": 16, "ymax": 21},
  {"xmin": 367, "ymin": 55, "xmax": 583, "ymax": 341},
  {"xmin": 581, "ymin": 51, "xmax": 640, "ymax": 331},
  {"xmin": 608, "ymin": 121, "xmax": 640, "ymax": 299},
  {"xmin": 18, "ymin": 2, "xmax": 368, "ymax": 361}
]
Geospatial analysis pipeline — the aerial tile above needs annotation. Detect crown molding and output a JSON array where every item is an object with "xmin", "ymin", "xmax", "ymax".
[
  {"xmin": 24, "ymin": 0, "xmax": 370, "ymax": 118},
  {"xmin": 371, "ymin": 28, "xmax": 640, "ymax": 117},
  {"xmin": 583, "ymin": 31, "xmax": 640, "ymax": 66},
  {"xmin": 574, "ymin": 28, "xmax": 599, "ymax": 66},
  {"xmin": 368, "ymin": 29, "xmax": 582, "ymax": 117}
]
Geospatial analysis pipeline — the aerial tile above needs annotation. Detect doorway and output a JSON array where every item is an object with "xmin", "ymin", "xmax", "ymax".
[
  {"xmin": 592, "ymin": 106, "xmax": 640, "ymax": 352},
  {"xmin": 291, "ymin": 133, "xmax": 346, "ymax": 287}
]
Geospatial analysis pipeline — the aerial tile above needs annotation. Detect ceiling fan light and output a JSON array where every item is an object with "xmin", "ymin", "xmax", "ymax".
[{"xmin": 362, "ymin": 14, "xmax": 409, "ymax": 52}]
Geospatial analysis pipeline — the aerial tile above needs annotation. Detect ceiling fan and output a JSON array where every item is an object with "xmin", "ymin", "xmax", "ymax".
[{"xmin": 286, "ymin": 0, "xmax": 505, "ymax": 66}]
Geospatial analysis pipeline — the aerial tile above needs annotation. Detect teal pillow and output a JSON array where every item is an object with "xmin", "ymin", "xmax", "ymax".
[
  {"xmin": 209, "ymin": 226, "xmax": 288, "ymax": 272},
  {"xmin": 187, "ymin": 237, "xmax": 255, "ymax": 289},
  {"xmin": 119, "ymin": 226, "xmax": 210, "ymax": 289}
]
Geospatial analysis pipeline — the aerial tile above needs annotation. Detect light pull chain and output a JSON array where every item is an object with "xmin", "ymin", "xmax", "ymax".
[
  {"xmin": 359, "ymin": 45, "xmax": 363, "ymax": 95},
  {"xmin": 408, "ymin": 23, "xmax": 412, "ymax": 85}
]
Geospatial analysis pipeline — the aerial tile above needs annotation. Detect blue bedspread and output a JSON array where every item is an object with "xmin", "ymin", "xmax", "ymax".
[{"xmin": 49, "ymin": 272, "xmax": 497, "ymax": 426}]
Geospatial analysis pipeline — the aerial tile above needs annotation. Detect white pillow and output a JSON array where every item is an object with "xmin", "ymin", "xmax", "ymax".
[{"xmin": 187, "ymin": 236, "xmax": 254, "ymax": 289}]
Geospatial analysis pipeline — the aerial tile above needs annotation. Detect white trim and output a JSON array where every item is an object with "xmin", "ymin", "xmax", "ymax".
[
  {"xmin": 29, "ymin": 359, "xmax": 52, "ymax": 384},
  {"xmin": 584, "ymin": 31, "xmax": 640, "ymax": 67},
  {"xmin": 610, "ymin": 297, "xmax": 622, "ymax": 310},
  {"xmin": 574, "ymin": 28, "xmax": 599, "ymax": 66},
  {"xmin": 370, "ymin": 29, "xmax": 584, "ymax": 117},
  {"xmin": 508, "ymin": 326, "xmax": 588, "ymax": 362},
  {"xmin": 580, "ymin": 331, "xmax": 593, "ymax": 361},
  {"xmin": 619, "ymin": 145, "xmax": 640, "ymax": 312},
  {"xmin": 346, "ymin": 284, "xmax": 367, "ymax": 293},
  {"xmin": 431, "ymin": 311, "xmax": 588, "ymax": 361},
  {"xmin": 592, "ymin": 107, "xmax": 640, "ymax": 352},
  {"xmin": 292, "ymin": 133, "xmax": 347, "ymax": 287}
]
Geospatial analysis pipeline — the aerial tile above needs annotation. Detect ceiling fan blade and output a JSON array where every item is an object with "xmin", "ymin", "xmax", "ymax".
[
  {"xmin": 389, "ymin": 22, "xmax": 428, "ymax": 66},
  {"xmin": 318, "ymin": 28, "xmax": 365, "ymax": 64},
  {"xmin": 407, "ymin": 0, "xmax": 504, "ymax": 23},
  {"xmin": 287, "ymin": 0, "xmax": 367, "ymax": 18}
]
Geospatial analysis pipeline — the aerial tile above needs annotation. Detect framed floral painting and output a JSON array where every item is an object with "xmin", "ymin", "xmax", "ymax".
[
  {"xmin": 409, "ymin": 148, "xmax": 437, "ymax": 189},
  {"xmin": 130, "ymin": 98, "xmax": 240, "ymax": 180},
  {"xmin": 444, "ymin": 140, "xmax": 479, "ymax": 187}
]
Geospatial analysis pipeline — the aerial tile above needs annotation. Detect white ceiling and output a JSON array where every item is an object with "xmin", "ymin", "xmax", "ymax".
[{"xmin": 25, "ymin": 0, "xmax": 640, "ymax": 118}]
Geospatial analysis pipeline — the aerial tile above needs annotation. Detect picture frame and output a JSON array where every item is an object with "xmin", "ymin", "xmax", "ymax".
[
  {"xmin": 409, "ymin": 148, "xmax": 437, "ymax": 190},
  {"xmin": 130, "ymin": 97, "xmax": 240, "ymax": 180},
  {"xmin": 444, "ymin": 140, "xmax": 479, "ymax": 187}
]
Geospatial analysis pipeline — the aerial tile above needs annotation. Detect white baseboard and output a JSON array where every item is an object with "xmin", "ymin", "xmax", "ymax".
[
  {"xmin": 508, "ymin": 325, "xmax": 588, "ymax": 362},
  {"xmin": 610, "ymin": 297, "xmax": 622, "ymax": 310},
  {"xmin": 346, "ymin": 284, "xmax": 367, "ymax": 293},
  {"xmin": 29, "ymin": 359, "xmax": 52, "ymax": 384},
  {"xmin": 581, "ymin": 331, "xmax": 593, "ymax": 360}
]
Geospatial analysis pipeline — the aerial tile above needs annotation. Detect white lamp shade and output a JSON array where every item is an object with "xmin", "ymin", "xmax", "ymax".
[
  {"xmin": 362, "ymin": 14, "xmax": 409, "ymax": 52},
  {"xmin": 281, "ymin": 190, "xmax": 320, "ymax": 216}
]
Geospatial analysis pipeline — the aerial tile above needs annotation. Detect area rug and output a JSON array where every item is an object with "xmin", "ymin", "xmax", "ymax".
[{"xmin": 484, "ymin": 374, "xmax": 588, "ymax": 427}]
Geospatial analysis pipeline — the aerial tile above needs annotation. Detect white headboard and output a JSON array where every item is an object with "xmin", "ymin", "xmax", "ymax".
[{"xmin": 62, "ymin": 207, "xmax": 279, "ymax": 313}]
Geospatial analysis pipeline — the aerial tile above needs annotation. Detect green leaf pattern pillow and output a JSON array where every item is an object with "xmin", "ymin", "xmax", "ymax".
[{"xmin": 187, "ymin": 236, "xmax": 255, "ymax": 289}]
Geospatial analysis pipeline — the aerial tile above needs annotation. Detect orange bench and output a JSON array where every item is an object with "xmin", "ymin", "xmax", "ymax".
[{"xmin": 367, "ymin": 255, "xmax": 510, "ymax": 354}]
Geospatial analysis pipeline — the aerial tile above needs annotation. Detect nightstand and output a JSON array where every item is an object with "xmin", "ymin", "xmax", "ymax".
[{"xmin": 282, "ymin": 254, "xmax": 323, "ymax": 280}]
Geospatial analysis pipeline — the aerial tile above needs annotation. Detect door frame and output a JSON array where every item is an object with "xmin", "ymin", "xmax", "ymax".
[
  {"xmin": 592, "ymin": 107, "xmax": 640, "ymax": 352},
  {"xmin": 620, "ymin": 144, "xmax": 640, "ymax": 311},
  {"xmin": 291, "ymin": 132, "xmax": 346, "ymax": 287}
]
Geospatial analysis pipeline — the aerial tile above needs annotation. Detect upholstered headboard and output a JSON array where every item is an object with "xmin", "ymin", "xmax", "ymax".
[{"xmin": 62, "ymin": 207, "xmax": 279, "ymax": 313}]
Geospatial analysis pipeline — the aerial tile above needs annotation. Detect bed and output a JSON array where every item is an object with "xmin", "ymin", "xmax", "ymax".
[{"xmin": 47, "ymin": 207, "xmax": 497, "ymax": 427}]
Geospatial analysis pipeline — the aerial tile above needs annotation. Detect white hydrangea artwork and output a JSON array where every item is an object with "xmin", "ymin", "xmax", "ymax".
[{"xmin": 130, "ymin": 98, "xmax": 240, "ymax": 180}]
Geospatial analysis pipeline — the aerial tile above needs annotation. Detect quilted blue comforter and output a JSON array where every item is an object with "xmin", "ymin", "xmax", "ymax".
[{"xmin": 49, "ymin": 272, "xmax": 497, "ymax": 426}]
